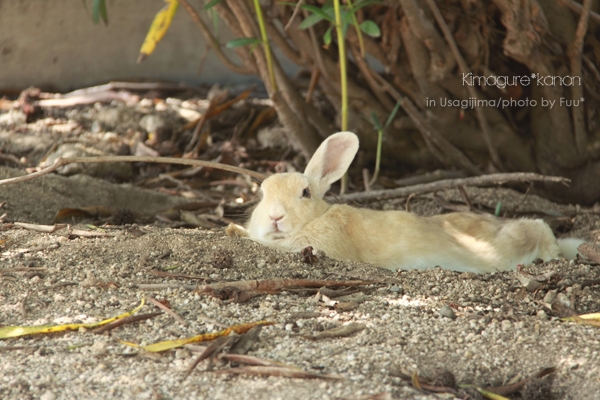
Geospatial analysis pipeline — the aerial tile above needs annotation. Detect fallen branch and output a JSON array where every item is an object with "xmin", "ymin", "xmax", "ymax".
[
  {"xmin": 13, "ymin": 222, "xmax": 66, "ymax": 233},
  {"xmin": 333, "ymin": 173, "xmax": 570, "ymax": 203},
  {"xmin": 197, "ymin": 278, "xmax": 379, "ymax": 296},
  {"xmin": 92, "ymin": 312, "xmax": 162, "ymax": 334},
  {"xmin": 0, "ymin": 155, "xmax": 266, "ymax": 187}
]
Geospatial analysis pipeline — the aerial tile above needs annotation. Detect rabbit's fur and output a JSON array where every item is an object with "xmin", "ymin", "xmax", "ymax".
[{"xmin": 243, "ymin": 131, "xmax": 582, "ymax": 273}]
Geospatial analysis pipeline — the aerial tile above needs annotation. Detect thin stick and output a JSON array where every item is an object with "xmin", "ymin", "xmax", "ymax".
[
  {"xmin": 92, "ymin": 312, "xmax": 162, "ymax": 334},
  {"xmin": 332, "ymin": 173, "xmax": 570, "ymax": 203},
  {"xmin": 0, "ymin": 156, "xmax": 266, "ymax": 187},
  {"xmin": 425, "ymin": 0, "xmax": 502, "ymax": 170},
  {"xmin": 147, "ymin": 297, "xmax": 188, "ymax": 326},
  {"xmin": 284, "ymin": 0, "xmax": 305, "ymax": 31},
  {"xmin": 178, "ymin": 0, "xmax": 253, "ymax": 75}
]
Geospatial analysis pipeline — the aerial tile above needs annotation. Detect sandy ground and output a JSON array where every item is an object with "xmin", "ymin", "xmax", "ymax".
[{"xmin": 1, "ymin": 165, "xmax": 600, "ymax": 399}]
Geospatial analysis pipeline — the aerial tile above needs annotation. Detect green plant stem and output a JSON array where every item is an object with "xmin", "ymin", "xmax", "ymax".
[
  {"xmin": 333, "ymin": 0, "xmax": 348, "ymax": 194},
  {"xmin": 346, "ymin": 0, "xmax": 365, "ymax": 56},
  {"xmin": 252, "ymin": 0, "xmax": 277, "ymax": 91},
  {"xmin": 369, "ymin": 128, "xmax": 383, "ymax": 186},
  {"xmin": 332, "ymin": 0, "xmax": 347, "ymax": 131}
]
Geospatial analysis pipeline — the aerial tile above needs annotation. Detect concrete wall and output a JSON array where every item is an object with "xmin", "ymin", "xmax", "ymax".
[{"xmin": 0, "ymin": 0, "xmax": 264, "ymax": 92}]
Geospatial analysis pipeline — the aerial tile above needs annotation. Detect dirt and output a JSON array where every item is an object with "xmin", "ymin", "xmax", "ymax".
[{"xmin": 1, "ymin": 94, "xmax": 600, "ymax": 400}]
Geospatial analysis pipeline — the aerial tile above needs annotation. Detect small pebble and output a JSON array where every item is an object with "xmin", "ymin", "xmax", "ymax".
[
  {"xmin": 139, "ymin": 114, "xmax": 165, "ymax": 133},
  {"xmin": 543, "ymin": 289, "xmax": 557, "ymax": 304},
  {"xmin": 40, "ymin": 390, "xmax": 56, "ymax": 400},
  {"xmin": 175, "ymin": 349, "xmax": 191, "ymax": 359},
  {"xmin": 555, "ymin": 293, "xmax": 572, "ymax": 308},
  {"xmin": 439, "ymin": 305, "xmax": 456, "ymax": 319},
  {"xmin": 536, "ymin": 310, "xmax": 549, "ymax": 320},
  {"xmin": 90, "ymin": 340, "xmax": 108, "ymax": 356},
  {"xmin": 389, "ymin": 285, "xmax": 402, "ymax": 293}
]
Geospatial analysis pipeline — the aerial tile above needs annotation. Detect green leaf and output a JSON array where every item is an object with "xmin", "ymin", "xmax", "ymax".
[
  {"xmin": 371, "ymin": 112, "xmax": 382, "ymax": 130},
  {"xmin": 204, "ymin": 0, "xmax": 223, "ymax": 10},
  {"xmin": 92, "ymin": 0, "xmax": 108, "ymax": 25},
  {"xmin": 299, "ymin": 13, "xmax": 326, "ymax": 29},
  {"xmin": 353, "ymin": 0, "xmax": 384, "ymax": 11},
  {"xmin": 323, "ymin": 26, "xmax": 333, "ymax": 48},
  {"xmin": 359, "ymin": 20, "xmax": 380, "ymax": 37},
  {"xmin": 495, "ymin": 201, "xmax": 502, "ymax": 216},
  {"xmin": 301, "ymin": 4, "xmax": 335, "ymax": 22},
  {"xmin": 384, "ymin": 101, "xmax": 401, "ymax": 129},
  {"xmin": 226, "ymin": 37, "xmax": 262, "ymax": 48},
  {"xmin": 342, "ymin": 11, "xmax": 355, "ymax": 27},
  {"xmin": 342, "ymin": 16, "xmax": 350, "ymax": 37}
]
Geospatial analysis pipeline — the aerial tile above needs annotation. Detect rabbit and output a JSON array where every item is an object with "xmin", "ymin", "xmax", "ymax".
[{"xmin": 234, "ymin": 131, "xmax": 583, "ymax": 273}]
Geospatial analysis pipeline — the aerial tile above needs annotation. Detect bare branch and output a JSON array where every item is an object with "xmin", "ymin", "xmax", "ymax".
[
  {"xmin": 284, "ymin": 0, "xmax": 305, "ymax": 31},
  {"xmin": 0, "ymin": 156, "xmax": 266, "ymax": 187},
  {"xmin": 333, "ymin": 173, "xmax": 570, "ymax": 203},
  {"xmin": 179, "ymin": 0, "xmax": 254, "ymax": 75}
]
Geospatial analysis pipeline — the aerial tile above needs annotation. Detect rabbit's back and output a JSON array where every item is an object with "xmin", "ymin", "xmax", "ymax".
[{"xmin": 299, "ymin": 207, "xmax": 560, "ymax": 273}]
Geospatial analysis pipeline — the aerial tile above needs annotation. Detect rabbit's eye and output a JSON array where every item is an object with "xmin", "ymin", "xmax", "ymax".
[{"xmin": 302, "ymin": 187, "xmax": 311, "ymax": 198}]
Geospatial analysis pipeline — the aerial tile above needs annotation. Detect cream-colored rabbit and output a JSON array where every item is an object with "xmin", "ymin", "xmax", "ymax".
[{"xmin": 240, "ymin": 131, "xmax": 582, "ymax": 273}]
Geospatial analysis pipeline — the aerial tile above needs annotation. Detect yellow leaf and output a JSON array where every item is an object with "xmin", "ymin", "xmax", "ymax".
[
  {"xmin": 137, "ymin": 0, "xmax": 179, "ymax": 63},
  {"xmin": 120, "ymin": 320, "xmax": 273, "ymax": 352},
  {"xmin": 575, "ymin": 312, "xmax": 600, "ymax": 320},
  {"xmin": 477, "ymin": 389, "xmax": 511, "ymax": 400},
  {"xmin": 0, "ymin": 299, "xmax": 145, "ymax": 339},
  {"xmin": 460, "ymin": 385, "xmax": 510, "ymax": 400},
  {"xmin": 561, "ymin": 312, "xmax": 600, "ymax": 325},
  {"xmin": 562, "ymin": 316, "xmax": 600, "ymax": 327}
]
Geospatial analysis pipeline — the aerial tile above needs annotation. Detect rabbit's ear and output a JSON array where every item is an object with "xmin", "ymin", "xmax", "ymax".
[{"xmin": 304, "ymin": 131, "xmax": 359, "ymax": 198}]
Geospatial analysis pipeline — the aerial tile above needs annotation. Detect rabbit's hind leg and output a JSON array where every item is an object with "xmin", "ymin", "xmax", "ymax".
[{"xmin": 501, "ymin": 219, "xmax": 561, "ymax": 263}]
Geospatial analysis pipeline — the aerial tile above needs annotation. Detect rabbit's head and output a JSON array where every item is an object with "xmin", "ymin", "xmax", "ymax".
[{"xmin": 247, "ymin": 131, "xmax": 359, "ymax": 244}]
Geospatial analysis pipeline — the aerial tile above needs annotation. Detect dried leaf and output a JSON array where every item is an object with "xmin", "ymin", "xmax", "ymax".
[
  {"xmin": 0, "ymin": 299, "xmax": 145, "ymax": 339},
  {"xmin": 228, "ymin": 325, "xmax": 263, "ymax": 355},
  {"xmin": 137, "ymin": 0, "xmax": 179, "ymax": 63},
  {"xmin": 120, "ymin": 320, "xmax": 274, "ymax": 352},
  {"xmin": 301, "ymin": 246, "xmax": 317, "ymax": 264},
  {"xmin": 578, "ymin": 243, "xmax": 600, "ymax": 263},
  {"xmin": 517, "ymin": 275, "xmax": 544, "ymax": 292},
  {"xmin": 483, "ymin": 367, "xmax": 556, "ymax": 396},
  {"xmin": 53, "ymin": 206, "xmax": 114, "ymax": 223}
]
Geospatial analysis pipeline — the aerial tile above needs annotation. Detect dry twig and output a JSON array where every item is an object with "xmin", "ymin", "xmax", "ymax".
[
  {"xmin": 334, "ymin": 173, "xmax": 570, "ymax": 203},
  {"xmin": 0, "ymin": 156, "xmax": 266, "ymax": 187}
]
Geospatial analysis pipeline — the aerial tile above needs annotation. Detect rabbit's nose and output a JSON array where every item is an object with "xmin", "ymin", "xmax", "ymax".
[{"xmin": 270, "ymin": 215, "xmax": 284, "ymax": 222}]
